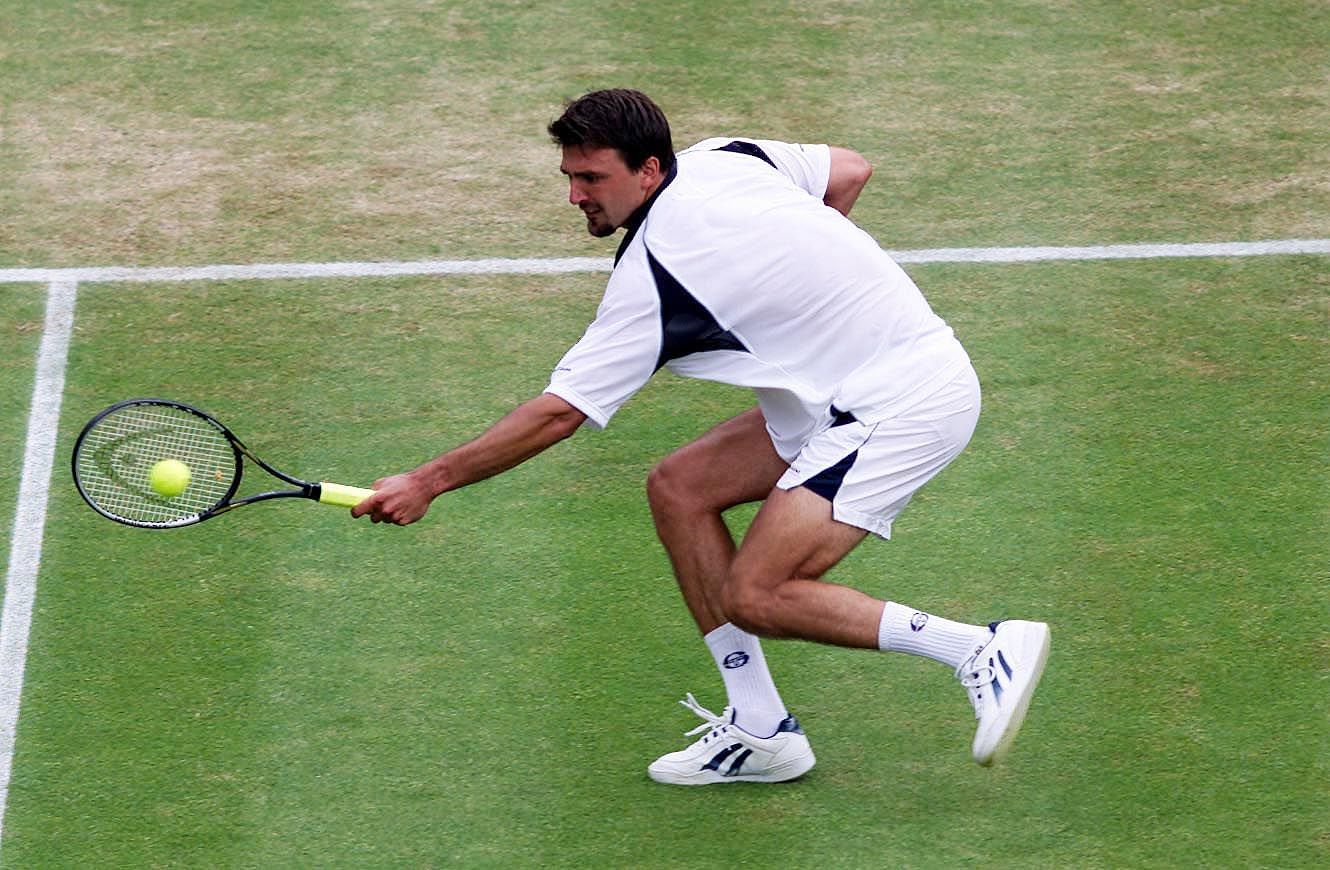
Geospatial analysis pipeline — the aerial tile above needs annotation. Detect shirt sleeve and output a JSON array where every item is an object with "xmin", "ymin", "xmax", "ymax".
[
  {"xmin": 682, "ymin": 137, "xmax": 831, "ymax": 200},
  {"xmin": 544, "ymin": 260, "xmax": 662, "ymax": 430}
]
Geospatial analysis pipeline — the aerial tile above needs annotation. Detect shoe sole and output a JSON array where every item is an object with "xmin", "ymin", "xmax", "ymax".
[
  {"xmin": 975, "ymin": 621, "xmax": 1051, "ymax": 766},
  {"xmin": 647, "ymin": 750, "xmax": 816, "ymax": 786}
]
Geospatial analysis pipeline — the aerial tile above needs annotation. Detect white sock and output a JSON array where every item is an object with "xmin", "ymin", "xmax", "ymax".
[
  {"xmin": 877, "ymin": 601, "xmax": 991, "ymax": 670},
  {"xmin": 704, "ymin": 623, "xmax": 788, "ymax": 737}
]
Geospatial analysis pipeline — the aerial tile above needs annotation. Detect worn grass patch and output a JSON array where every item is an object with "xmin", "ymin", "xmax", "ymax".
[{"xmin": 3, "ymin": 1, "xmax": 1328, "ymax": 268}]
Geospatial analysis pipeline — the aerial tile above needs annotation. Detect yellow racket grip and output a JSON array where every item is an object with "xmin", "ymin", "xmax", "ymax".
[{"xmin": 318, "ymin": 482, "xmax": 375, "ymax": 508}]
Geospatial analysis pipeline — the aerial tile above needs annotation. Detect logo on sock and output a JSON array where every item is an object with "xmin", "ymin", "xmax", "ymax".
[
  {"xmin": 722, "ymin": 651, "xmax": 750, "ymax": 669},
  {"xmin": 910, "ymin": 612, "xmax": 930, "ymax": 632}
]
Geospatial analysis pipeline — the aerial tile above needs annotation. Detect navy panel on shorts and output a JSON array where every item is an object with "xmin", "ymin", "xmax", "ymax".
[{"xmin": 803, "ymin": 448, "xmax": 860, "ymax": 501}]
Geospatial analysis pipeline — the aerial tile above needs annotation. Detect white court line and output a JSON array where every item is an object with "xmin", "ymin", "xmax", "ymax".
[
  {"xmin": 0, "ymin": 238, "xmax": 1328, "ymax": 285},
  {"xmin": 0, "ymin": 235, "xmax": 1328, "ymax": 846},
  {"xmin": 0, "ymin": 280, "xmax": 77, "ymax": 849},
  {"xmin": 888, "ymin": 238, "xmax": 1330, "ymax": 263},
  {"xmin": 0, "ymin": 257, "xmax": 614, "ymax": 285}
]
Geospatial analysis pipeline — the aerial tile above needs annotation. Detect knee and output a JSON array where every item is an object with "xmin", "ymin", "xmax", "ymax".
[
  {"xmin": 646, "ymin": 453, "xmax": 696, "ymax": 517},
  {"xmin": 720, "ymin": 573, "xmax": 777, "ymax": 637}
]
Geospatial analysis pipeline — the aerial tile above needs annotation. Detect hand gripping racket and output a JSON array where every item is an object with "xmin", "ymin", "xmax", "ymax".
[{"xmin": 72, "ymin": 398, "xmax": 373, "ymax": 529}]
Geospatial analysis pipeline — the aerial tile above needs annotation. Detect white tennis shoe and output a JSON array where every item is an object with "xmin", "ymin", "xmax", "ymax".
[
  {"xmin": 647, "ymin": 694, "xmax": 816, "ymax": 785},
  {"xmin": 958, "ymin": 619, "xmax": 1051, "ymax": 765}
]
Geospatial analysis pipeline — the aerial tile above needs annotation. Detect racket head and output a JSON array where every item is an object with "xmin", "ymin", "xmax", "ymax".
[{"xmin": 72, "ymin": 399, "xmax": 243, "ymax": 528}]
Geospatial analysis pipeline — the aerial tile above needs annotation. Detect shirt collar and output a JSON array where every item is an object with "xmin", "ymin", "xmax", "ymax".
[{"xmin": 614, "ymin": 161, "xmax": 678, "ymax": 266}]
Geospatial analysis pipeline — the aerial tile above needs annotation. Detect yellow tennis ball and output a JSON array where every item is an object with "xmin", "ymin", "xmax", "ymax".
[{"xmin": 148, "ymin": 459, "xmax": 191, "ymax": 498}]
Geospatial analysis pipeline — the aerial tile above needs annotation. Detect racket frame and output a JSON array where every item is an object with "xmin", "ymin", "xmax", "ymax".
[{"xmin": 72, "ymin": 398, "xmax": 364, "ymax": 529}]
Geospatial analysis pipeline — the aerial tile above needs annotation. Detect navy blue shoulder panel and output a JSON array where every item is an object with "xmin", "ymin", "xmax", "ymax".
[
  {"xmin": 648, "ymin": 251, "xmax": 748, "ymax": 370},
  {"xmin": 714, "ymin": 140, "xmax": 777, "ymax": 170}
]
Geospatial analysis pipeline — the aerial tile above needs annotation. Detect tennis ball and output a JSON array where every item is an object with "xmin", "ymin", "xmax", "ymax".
[{"xmin": 148, "ymin": 459, "xmax": 191, "ymax": 498}]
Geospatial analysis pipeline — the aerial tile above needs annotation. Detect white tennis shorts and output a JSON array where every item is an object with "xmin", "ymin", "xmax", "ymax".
[{"xmin": 776, "ymin": 364, "xmax": 981, "ymax": 539}]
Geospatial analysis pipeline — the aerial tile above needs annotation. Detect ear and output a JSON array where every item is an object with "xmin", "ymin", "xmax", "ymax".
[{"xmin": 637, "ymin": 155, "xmax": 662, "ymax": 190}]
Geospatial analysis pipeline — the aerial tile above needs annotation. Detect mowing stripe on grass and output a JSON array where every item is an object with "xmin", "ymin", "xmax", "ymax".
[
  {"xmin": 0, "ymin": 235, "xmax": 1327, "ymax": 846},
  {"xmin": 0, "ymin": 280, "xmax": 77, "ymax": 849}
]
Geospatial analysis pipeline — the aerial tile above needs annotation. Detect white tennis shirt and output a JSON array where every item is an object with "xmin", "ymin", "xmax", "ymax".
[{"xmin": 545, "ymin": 138, "xmax": 972, "ymax": 461}]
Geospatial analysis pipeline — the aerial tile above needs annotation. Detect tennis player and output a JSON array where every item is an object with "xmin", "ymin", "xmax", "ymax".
[{"xmin": 353, "ymin": 88, "xmax": 1050, "ymax": 783}]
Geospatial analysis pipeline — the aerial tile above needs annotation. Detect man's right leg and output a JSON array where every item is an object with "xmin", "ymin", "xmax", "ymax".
[
  {"xmin": 645, "ymin": 407, "xmax": 788, "ymax": 635},
  {"xmin": 644, "ymin": 409, "xmax": 814, "ymax": 784}
]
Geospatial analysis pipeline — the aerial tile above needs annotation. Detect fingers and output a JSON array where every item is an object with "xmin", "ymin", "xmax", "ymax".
[
  {"xmin": 349, "ymin": 475, "xmax": 430, "ymax": 525},
  {"xmin": 349, "ymin": 489, "xmax": 381, "ymax": 520}
]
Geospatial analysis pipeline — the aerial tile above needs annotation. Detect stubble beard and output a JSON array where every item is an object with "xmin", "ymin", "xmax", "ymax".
[{"xmin": 585, "ymin": 212, "xmax": 615, "ymax": 238}]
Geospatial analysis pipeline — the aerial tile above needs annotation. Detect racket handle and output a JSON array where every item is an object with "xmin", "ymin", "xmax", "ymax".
[{"xmin": 318, "ymin": 482, "xmax": 375, "ymax": 508}]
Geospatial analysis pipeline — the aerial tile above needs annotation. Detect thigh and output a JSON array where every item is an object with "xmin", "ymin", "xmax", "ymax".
[
  {"xmin": 731, "ymin": 485, "xmax": 869, "ymax": 588},
  {"xmin": 654, "ymin": 406, "xmax": 789, "ymax": 510}
]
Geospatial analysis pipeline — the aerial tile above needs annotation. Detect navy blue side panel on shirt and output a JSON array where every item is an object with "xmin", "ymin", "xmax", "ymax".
[
  {"xmin": 714, "ymin": 140, "xmax": 778, "ymax": 170},
  {"xmin": 648, "ymin": 251, "xmax": 748, "ymax": 370}
]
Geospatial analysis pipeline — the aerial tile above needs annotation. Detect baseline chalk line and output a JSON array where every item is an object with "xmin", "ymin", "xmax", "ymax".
[
  {"xmin": 1, "ymin": 238, "xmax": 1328, "ymax": 285},
  {"xmin": 0, "ymin": 279, "xmax": 78, "ymax": 848}
]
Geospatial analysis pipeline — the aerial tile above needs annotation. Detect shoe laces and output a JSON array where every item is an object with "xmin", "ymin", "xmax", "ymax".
[
  {"xmin": 956, "ymin": 654, "xmax": 995, "ymax": 719},
  {"xmin": 678, "ymin": 693, "xmax": 734, "ymax": 742}
]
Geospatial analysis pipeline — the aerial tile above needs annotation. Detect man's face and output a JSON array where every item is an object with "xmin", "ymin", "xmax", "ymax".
[{"xmin": 560, "ymin": 145, "xmax": 660, "ymax": 238}]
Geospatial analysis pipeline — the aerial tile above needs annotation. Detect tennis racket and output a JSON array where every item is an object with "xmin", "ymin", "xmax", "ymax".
[{"xmin": 72, "ymin": 398, "xmax": 373, "ymax": 529}]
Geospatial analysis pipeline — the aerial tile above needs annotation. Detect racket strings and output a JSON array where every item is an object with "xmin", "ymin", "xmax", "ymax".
[{"xmin": 74, "ymin": 404, "xmax": 237, "ymax": 525}]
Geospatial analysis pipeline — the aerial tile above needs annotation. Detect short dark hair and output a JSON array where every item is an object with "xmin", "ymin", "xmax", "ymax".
[{"xmin": 548, "ymin": 89, "xmax": 675, "ymax": 172}]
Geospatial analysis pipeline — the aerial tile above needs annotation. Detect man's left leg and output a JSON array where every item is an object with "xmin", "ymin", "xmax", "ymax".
[
  {"xmin": 724, "ymin": 484, "xmax": 1049, "ymax": 767},
  {"xmin": 723, "ymin": 485, "xmax": 876, "ymax": 645}
]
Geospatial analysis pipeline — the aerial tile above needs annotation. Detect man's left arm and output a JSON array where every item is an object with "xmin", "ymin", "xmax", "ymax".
[{"xmin": 823, "ymin": 146, "xmax": 873, "ymax": 216}]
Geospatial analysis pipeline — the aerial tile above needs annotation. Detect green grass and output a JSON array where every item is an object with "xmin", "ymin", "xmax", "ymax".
[
  {"xmin": 2, "ymin": 0, "xmax": 1329, "ymax": 867},
  {"xmin": 0, "ymin": 287, "xmax": 47, "ymax": 569},
  {"xmin": 7, "ymin": 266, "xmax": 1327, "ymax": 867}
]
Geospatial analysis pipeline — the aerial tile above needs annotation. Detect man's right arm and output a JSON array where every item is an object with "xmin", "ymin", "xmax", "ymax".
[{"xmin": 351, "ymin": 392, "xmax": 587, "ymax": 526}]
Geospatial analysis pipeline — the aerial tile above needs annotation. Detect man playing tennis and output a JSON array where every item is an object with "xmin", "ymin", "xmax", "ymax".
[{"xmin": 353, "ymin": 89, "xmax": 1050, "ymax": 783}]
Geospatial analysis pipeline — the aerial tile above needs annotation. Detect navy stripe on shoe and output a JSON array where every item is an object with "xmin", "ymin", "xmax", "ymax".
[
  {"xmin": 702, "ymin": 743, "xmax": 746, "ymax": 772},
  {"xmin": 724, "ymin": 749, "xmax": 753, "ymax": 777}
]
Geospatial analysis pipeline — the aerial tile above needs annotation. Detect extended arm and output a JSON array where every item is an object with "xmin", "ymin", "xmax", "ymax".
[
  {"xmin": 351, "ymin": 392, "xmax": 588, "ymax": 525},
  {"xmin": 823, "ymin": 146, "xmax": 873, "ymax": 216}
]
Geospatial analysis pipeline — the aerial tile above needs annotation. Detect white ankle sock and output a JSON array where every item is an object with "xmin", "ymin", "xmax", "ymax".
[
  {"xmin": 877, "ymin": 601, "xmax": 991, "ymax": 670},
  {"xmin": 704, "ymin": 623, "xmax": 788, "ymax": 737}
]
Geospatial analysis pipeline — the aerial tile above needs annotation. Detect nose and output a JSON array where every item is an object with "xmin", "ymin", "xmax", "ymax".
[{"xmin": 568, "ymin": 182, "xmax": 587, "ymax": 206}]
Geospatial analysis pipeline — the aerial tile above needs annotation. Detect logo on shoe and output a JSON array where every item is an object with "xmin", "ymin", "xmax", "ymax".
[
  {"xmin": 722, "ymin": 651, "xmax": 750, "ymax": 669},
  {"xmin": 703, "ymin": 742, "xmax": 753, "ymax": 776},
  {"xmin": 910, "ymin": 612, "xmax": 930, "ymax": 632}
]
